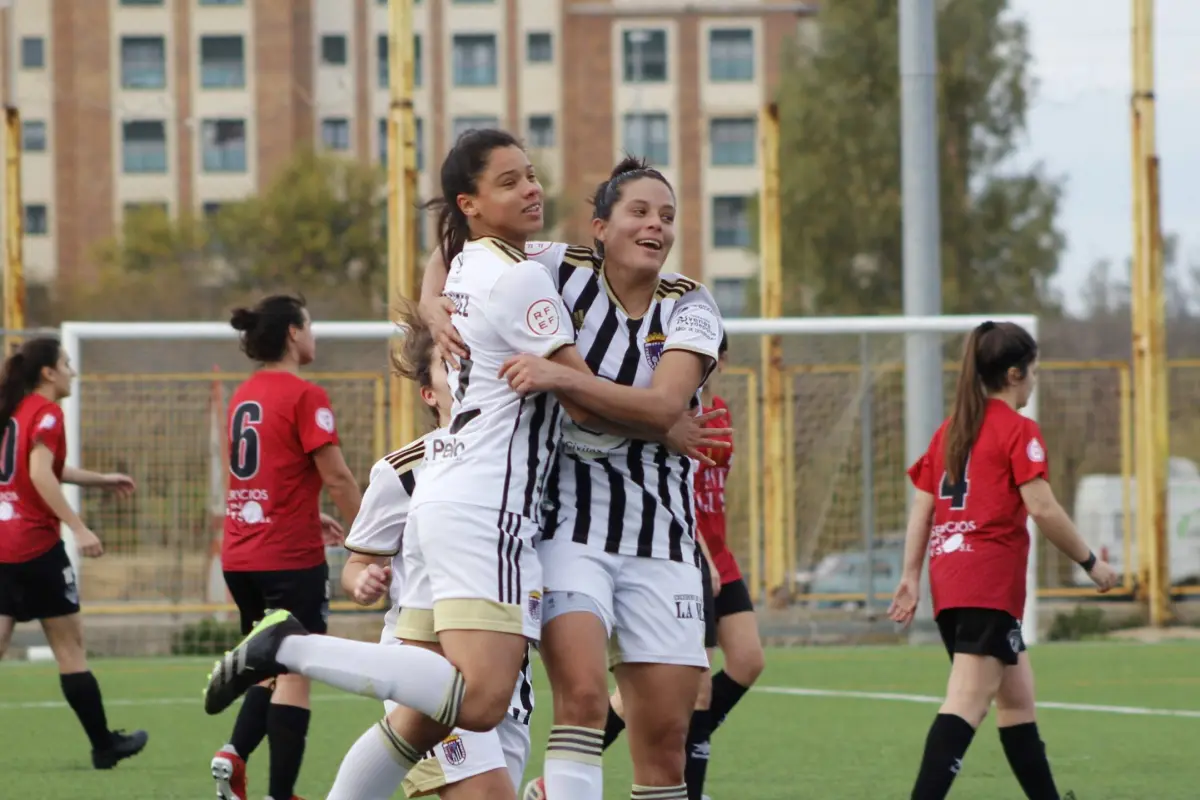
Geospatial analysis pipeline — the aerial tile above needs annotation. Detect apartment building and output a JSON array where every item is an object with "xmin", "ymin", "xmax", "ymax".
[{"xmin": 0, "ymin": 0, "xmax": 812, "ymax": 318}]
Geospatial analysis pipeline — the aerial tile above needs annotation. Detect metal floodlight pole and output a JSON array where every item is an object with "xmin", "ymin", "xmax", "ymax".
[
  {"xmin": 387, "ymin": 0, "xmax": 419, "ymax": 449},
  {"xmin": 899, "ymin": 0, "xmax": 944, "ymax": 639}
]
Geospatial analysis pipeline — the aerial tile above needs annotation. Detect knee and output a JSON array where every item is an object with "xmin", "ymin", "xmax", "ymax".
[
  {"xmin": 633, "ymin": 716, "xmax": 689, "ymax": 781},
  {"xmin": 553, "ymin": 680, "xmax": 611, "ymax": 729},
  {"xmin": 456, "ymin": 676, "xmax": 517, "ymax": 732},
  {"xmin": 725, "ymin": 646, "xmax": 764, "ymax": 686}
]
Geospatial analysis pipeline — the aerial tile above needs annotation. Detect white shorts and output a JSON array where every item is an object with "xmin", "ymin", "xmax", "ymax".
[
  {"xmin": 379, "ymin": 637, "xmax": 532, "ymax": 796},
  {"xmin": 539, "ymin": 538, "xmax": 708, "ymax": 668},
  {"xmin": 396, "ymin": 501, "xmax": 543, "ymax": 643}
]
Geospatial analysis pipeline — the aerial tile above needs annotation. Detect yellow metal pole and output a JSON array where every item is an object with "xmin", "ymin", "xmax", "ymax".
[
  {"xmin": 387, "ymin": 0, "xmax": 419, "ymax": 448},
  {"xmin": 745, "ymin": 370, "xmax": 762, "ymax": 602},
  {"xmin": 1119, "ymin": 364, "xmax": 1134, "ymax": 591},
  {"xmin": 1128, "ymin": 0, "xmax": 1149, "ymax": 600},
  {"xmin": 1131, "ymin": 0, "xmax": 1172, "ymax": 625},
  {"xmin": 758, "ymin": 103, "xmax": 786, "ymax": 604},
  {"xmin": 3, "ymin": 105, "xmax": 25, "ymax": 355}
]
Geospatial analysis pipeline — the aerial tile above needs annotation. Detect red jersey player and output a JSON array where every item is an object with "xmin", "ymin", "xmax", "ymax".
[
  {"xmin": 0, "ymin": 337, "xmax": 147, "ymax": 769},
  {"xmin": 210, "ymin": 295, "xmax": 362, "ymax": 800},
  {"xmin": 889, "ymin": 321, "xmax": 1116, "ymax": 800}
]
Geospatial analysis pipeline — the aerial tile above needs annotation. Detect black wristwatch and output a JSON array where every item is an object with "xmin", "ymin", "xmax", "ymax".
[{"xmin": 1079, "ymin": 551, "xmax": 1097, "ymax": 573}]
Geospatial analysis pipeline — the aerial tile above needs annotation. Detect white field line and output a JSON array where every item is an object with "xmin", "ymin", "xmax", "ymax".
[{"xmin": 2, "ymin": 684, "xmax": 1200, "ymax": 719}]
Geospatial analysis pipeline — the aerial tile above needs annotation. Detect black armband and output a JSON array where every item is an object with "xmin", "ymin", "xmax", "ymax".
[{"xmin": 1079, "ymin": 551, "xmax": 1097, "ymax": 572}]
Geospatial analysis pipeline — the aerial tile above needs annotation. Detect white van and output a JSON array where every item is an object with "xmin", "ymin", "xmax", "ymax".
[{"xmin": 1072, "ymin": 457, "xmax": 1200, "ymax": 586}]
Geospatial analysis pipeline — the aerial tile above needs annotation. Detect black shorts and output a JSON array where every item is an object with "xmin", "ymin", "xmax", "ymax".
[
  {"xmin": 224, "ymin": 563, "xmax": 330, "ymax": 635},
  {"xmin": 936, "ymin": 607, "xmax": 1026, "ymax": 666},
  {"xmin": 714, "ymin": 577, "xmax": 754, "ymax": 620},
  {"xmin": 700, "ymin": 558, "xmax": 718, "ymax": 649},
  {"xmin": 0, "ymin": 540, "xmax": 81, "ymax": 623}
]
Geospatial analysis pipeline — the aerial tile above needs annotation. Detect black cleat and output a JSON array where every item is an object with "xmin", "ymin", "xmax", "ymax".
[
  {"xmin": 203, "ymin": 609, "xmax": 308, "ymax": 715},
  {"xmin": 92, "ymin": 728, "xmax": 149, "ymax": 769}
]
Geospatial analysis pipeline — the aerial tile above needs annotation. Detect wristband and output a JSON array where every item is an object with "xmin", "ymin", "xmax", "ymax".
[{"xmin": 1079, "ymin": 551, "xmax": 1097, "ymax": 572}]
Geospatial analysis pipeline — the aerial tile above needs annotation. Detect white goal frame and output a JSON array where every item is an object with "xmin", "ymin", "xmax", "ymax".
[{"xmin": 59, "ymin": 314, "xmax": 1039, "ymax": 641}]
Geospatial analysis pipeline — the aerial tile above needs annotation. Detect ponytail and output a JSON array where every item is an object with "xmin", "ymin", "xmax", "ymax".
[
  {"xmin": 944, "ymin": 327, "xmax": 989, "ymax": 485},
  {"xmin": 944, "ymin": 320, "xmax": 1039, "ymax": 484},
  {"xmin": 0, "ymin": 338, "xmax": 63, "ymax": 430},
  {"xmin": 427, "ymin": 199, "xmax": 470, "ymax": 266}
]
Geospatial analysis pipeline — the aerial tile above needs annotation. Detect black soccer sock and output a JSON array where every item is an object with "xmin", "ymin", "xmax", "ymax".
[
  {"xmin": 707, "ymin": 670, "xmax": 750, "ymax": 732},
  {"xmin": 911, "ymin": 713, "xmax": 976, "ymax": 800},
  {"xmin": 59, "ymin": 671, "xmax": 113, "ymax": 750},
  {"xmin": 999, "ymin": 722, "xmax": 1061, "ymax": 800},
  {"xmin": 684, "ymin": 708, "xmax": 715, "ymax": 800},
  {"xmin": 267, "ymin": 703, "xmax": 310, "ymax": 800},
  {"xmin": 602, "ymin": 702, "xmax": 627, "ymax": 750},
  {"xmin": 228, "ymin": 684, "xmax": 273, "ymax": 761}
]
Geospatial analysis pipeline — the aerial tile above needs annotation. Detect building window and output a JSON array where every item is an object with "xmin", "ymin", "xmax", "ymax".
[
  {"xmin": 321, "ymin": 35, "xmax": 348, "ymax": 66},
  {"xmin": 622, "ymin": 29, "xmax": 667, "ymax": 83},
  {"xmin": 710, "ymin": 118, "xmax": 756, "ymax": 166},
  {"xmin": 121, "ymin": 0, "xmax": 163, "ymax": 6},
  {"xmin": 378, "ymin": 118, "xmax": 387, "ymax": 165},
  {"xmin": 22, "ymin": 121, "xmax": 46, "ymax": 153},
  {"xmin": 20, "ymin": 37, "xmax": 44, "ymax": 69},
  {"xmin": 452, "ymin": 35, "xmax": 497, "ymax": 87},
  {"xmin": 121, "ymin": 36, "xmax": 167, "ymax": 89},
  {"xmin": 622, "ymin": 113, "xmax": 669, "ymax": 166},
  {"xmin": 200, "ymin": 36, "xmax": 245, "ymax": 89},
  {"xmin": 24, "ymin": 204, "xmax": 48, "ymax": 236},
  {"xmin": 202, "ymin": 202, "xmax": 225, "ymax": 218},
  {"xmin": 527, "ymin": 115, "xmax": 555, "ymax": 148},
  {"xmin": 414, "ymin": 34, "xmax": 422, "ymax": 86},
  {"xmin": 321, "ymin": 118, "xmax": 350, "ymax": 151},
  {"xmin": 122, "ymin": 120, "xmax": 168, "ymax": 173},
  {"xmin": 202, "ymin": 119, "xmax": 247, "ymax": 173},
  {"xmin": 200, "ymin": 0, "xmax": 243, "ymax": 5},
  {"xmin": 452, "ymin": 116, "xmax": 499, "ymax": 141},
  {"xmin": 527, "ymin": 32, "xmax": 552, "ymax": 64},
  {"xmin": 712, "ymin": 196, "xmax": 751, "ymax": 248},
  {"xmin": 378, "ymin": 117, "xmax": 424, "ymax": 170},
  {"xmin": 709, "ymin": 29, "xmax": 754, "ymax": 82},
  {"xmin": 378, "ymin": 34, "xmax": 422, "ymax": 88},
  {"xmin": 712, "ymin": 278, "xmax": 749, "ymax": 318},
  {"xmin": 124, "ymin": 202, "xmax": 169, "ymax": 218}
]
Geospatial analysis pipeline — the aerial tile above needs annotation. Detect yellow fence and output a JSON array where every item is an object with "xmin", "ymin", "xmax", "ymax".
[{"xmin": 78, "ymin": 358, "xmax": 1198, "ymax": 618}]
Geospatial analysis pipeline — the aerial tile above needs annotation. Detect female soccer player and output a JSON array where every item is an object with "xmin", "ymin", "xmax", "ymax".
[
  {"xmin": 0, "ymin": 337, "xmax": 147, "ymax": 769},
  {"xmin": 339, "ymin": 306, "xmax": 534, "ymax": 800},
  {"xmin": 209, "ymin": 294, "xmax": 362, "ymax": 800},
  {"xmin": 888, "ymin": 321, "xmax": 1117, "ymax": 800},
  {"xmin": 428, "ymin": 156, "xmax": 728, "ymax": 800},
  {"xmin": 203, "ymin": 132, "xmax": 722, "ymax": 800}
]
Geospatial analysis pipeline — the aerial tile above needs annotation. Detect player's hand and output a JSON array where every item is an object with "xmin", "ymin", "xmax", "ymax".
[
  {"xmin": 499, "ymin": 354, "xmax": 570, "ymax": 395},
  {"xmin": 1086, "ymin": 559, "xmax": 1119, "ymax": 593},
  {"xmin": 420, "ymin": 295, "xmax": 468, "ymax": 369},
  {"xmin": 666, "ymin": 408, "xmax": 731, "ymax": 466},
  {"xmin": 320, "ymin": 513, "xmax": 345, "ymax": 547},
  {"xmin": 709, "ymin": 562, "xmax": 722, "ymax": 597},
  {"xmin": 352, "ymin": 563, "xmax": 391, "ymax": 605},
  {"xmin": 888, "ymin": 575, "xmax": 920, "ymax": 628},
  {"xmin": 74, "ymin": 527, "xmax": 104, "ymax": 558},
  {"xmin": 101, "ymin": 473, "xmax": 136, "ymax": 497}
]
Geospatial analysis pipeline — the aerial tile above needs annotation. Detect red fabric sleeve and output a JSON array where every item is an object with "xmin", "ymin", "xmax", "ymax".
[
  {"xmin": 1008, "ymin": 417, "xmax": 1049, "ymax": 486},
  {"xmin": 30, "ymin": 406, "xmax": 65, "ymax": 452},
  {"xmin": 701, "ymin": 396, "xmax": 734, "ymax": 467},
  {"xmin": 296, "ymin": 384, "xmax": 340, "ymax": 454}
]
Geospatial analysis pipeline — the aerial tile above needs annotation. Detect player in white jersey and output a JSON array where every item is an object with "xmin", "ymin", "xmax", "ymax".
[
  {"xmin": 203, "ymin": 130, "xmax": 726, "ymax": 800},
  {"xmin": 338, "ymin": 312, "xmax": 533, "ymax": 799},
  {"xmin": 423, "ymin": 158, "xmax": 727, "ymax": 800}
]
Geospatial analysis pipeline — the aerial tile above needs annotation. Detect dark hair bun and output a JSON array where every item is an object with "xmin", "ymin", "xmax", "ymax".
[{"xmin": 230, "ymin": 308, "xmax": 258, "ymax": 332}]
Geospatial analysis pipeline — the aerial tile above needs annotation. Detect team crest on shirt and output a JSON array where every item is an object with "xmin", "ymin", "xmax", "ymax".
[
  {"xmin": 315, "ymin": 408, "xmax": 335, "ymax": 433},
  {"xmin": 1026, "ymin": 438, "xmax": 1045, "ymax": 463},
  {"xmin": 1008, "ymin": 628, "xmax": 1023, "ymax": 653},
  {"xmin": 38, "ymin": 413, "xmax": 57, "ymax": 430},
  {"xmin": 528, "ymin": 590, "xmax": 542, "ymax": 623},
  {"xmin": 440, "ymin": 734, "xmax": 467, "ymax": 766},
  {"xmin": 571, "ymin": 308, "xmax": 586, "ymax": 332},
  {"xmin": 643, "ymin": 331, "xmax": 667, "ymax": 368}
]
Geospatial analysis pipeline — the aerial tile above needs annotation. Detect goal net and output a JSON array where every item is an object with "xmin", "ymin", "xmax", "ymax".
[{"xmin": 50, "ymin": 314, "xmax": 1087, "ymax": 656}]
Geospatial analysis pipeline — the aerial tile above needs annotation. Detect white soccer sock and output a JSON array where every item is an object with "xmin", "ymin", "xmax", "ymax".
[
  {"xmin": 326, "ymin": 719, "xmax": 421, "ymax": 800},
  {"xmin": 275, "ymin": 636, "xmax": 465, "ymax": 725},
  {"xmin": 545, "ymin": 725, "xmax": 604, "ymax": 800}
]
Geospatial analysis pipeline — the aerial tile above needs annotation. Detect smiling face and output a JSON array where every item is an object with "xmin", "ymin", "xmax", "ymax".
[
  {"xmin": 457, "ymin": 144, "xmax": 544, "ymax": 243},
  {"xmin": 591, "ymin": 176, "xmax": 676, "ymax": 278}
]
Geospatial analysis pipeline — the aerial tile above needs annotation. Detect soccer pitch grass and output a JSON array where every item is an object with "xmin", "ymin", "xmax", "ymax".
[{"xmin": 3, "ymin": 641, "xmax": 1198, "ymax": 799}]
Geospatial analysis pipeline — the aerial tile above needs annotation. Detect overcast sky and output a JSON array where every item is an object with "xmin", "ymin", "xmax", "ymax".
[{"xmin": 1007, "ymin": 0, "xmax": 1200, "ymax": 315}]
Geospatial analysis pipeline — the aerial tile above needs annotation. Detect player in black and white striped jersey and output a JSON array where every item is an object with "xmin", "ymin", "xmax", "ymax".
[
  {"xmin": 424, "ymin": 157, "xmax": 726, "ymax": 800},
  {"xmin": 335, "ymin": 308, "xmax": 536, "ymax": 800}
]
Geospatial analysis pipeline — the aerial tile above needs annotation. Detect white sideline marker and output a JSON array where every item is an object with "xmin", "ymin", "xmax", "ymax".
[{"xmin": 2, "ymin": 684, "xmax": 1199, "ymax": 719}]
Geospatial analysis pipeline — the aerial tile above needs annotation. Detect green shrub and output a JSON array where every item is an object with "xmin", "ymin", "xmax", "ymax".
[{"xmin": 171, "ymin": 618, "xmax": 243, "ymax": 656}]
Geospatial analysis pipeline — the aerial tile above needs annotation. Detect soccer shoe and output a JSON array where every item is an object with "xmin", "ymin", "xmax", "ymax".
[
  {"xmin": 521, "ymin": 776, "xmax": 547, "ymax": 800},
  {"xmin": 91, "ymin": 728, "xmax": 149, "ymax": 769},
  {"xmin": 204, "ymin": 608, "xmax": 308, "ymax": 715},
  {"xmin": 211, "ymin": 748, "xmax": 248, "ymax": 800}
]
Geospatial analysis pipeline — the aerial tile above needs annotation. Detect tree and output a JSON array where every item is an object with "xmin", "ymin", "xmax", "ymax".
[{"xmin": 776, "ymin": 0, "xmax": 1066, "ymax": 315}]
